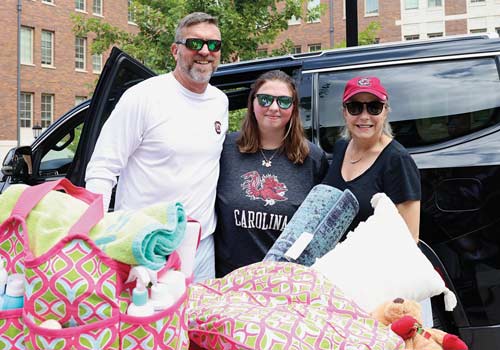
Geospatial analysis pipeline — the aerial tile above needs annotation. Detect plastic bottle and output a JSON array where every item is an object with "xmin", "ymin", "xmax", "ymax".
[
  {"xmin": 125, "ymin": 266, "xmax": 154, "ymax": 317},
  {"xmin": 0, "ymin": 258, "xmax": 7, "ymax": 296},
  {"xmin": 0, "ymin": 273, "xmax": 24, "ymax": 310},
  {"xmin": 158, "ymin": 270, "xmax": 186, "ymax": 302}
]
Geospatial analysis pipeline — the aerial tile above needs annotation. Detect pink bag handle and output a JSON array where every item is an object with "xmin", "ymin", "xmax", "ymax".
[
  {"xmin": 11, "ymin": 178, "xmax": 99, "ymax": 218},
  {"xmin": 10, "ymin": 178, "xmax": 104, "ymax": 236}
]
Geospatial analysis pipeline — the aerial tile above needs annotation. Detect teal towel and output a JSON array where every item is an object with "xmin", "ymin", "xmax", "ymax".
[
  {"xmin": 264, "ymin": 184, "xmax": 359, "ymax": 266},
  {"xmin": 0, "ymin": 185, "xmax": 186, "ymax": 269}
]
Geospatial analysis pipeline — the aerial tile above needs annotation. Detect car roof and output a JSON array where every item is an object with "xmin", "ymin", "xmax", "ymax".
[{"xmin": 211, "ymin": 34, "xmax": 500, "ymax": 88}]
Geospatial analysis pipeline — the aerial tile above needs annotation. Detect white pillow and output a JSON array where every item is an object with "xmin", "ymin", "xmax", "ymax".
[{"xmin": 312, "ymin": 193, "xmax": 457, "ymax": 313}]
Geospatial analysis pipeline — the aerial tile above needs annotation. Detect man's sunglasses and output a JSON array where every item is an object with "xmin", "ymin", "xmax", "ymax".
[
  {"xmin": 175, "ymin": 38, "xmax": 222, "ymax": 52},
  {"xmin": 343, "ymin": 101, "xmax": 386, "ymax": 115},
  {"xmin": 255, "ymin": 94, "xmax": 294, "ymax": 109}
]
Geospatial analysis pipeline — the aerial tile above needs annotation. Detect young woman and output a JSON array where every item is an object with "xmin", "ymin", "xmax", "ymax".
[
  {"xmin": 214, "ymin": 70, "xmax": 328, "ymax": 277},
  {"xmin": 322, "ymin": 76, "xmax": 421, "ymax": 241}
]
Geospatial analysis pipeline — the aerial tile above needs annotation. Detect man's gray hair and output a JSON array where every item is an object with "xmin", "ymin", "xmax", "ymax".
[{"xmin": 174, "ymin": 12, "xmax": 219, "ymax": 42}]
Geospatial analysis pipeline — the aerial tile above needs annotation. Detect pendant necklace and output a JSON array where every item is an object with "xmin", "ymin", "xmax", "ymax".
[
  {"xmin": 349, "ymin": 156, "xmax": 362, "ymax": 164},
  {"xmin": 260, "ymin": 148, "xmax": 280, "ymax": 168}
]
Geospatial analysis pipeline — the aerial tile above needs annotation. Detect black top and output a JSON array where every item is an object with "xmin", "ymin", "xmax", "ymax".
[
  {"xmin": 322, "ymin": 138, "xmax": 421, "ymax": 235},
  {"xmin": 215, "ymin": 132, "xmax": 329, "ymax": 277}
]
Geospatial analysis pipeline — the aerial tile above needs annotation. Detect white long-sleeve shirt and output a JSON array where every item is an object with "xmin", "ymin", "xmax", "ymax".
[{"xmin": 85, "ymin": 73, "xmax": 228, "ymax": 239}]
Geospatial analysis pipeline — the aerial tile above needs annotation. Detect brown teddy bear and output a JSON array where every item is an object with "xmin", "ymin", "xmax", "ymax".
[{"xmin": 371, "ymin": 298, "xmax": 468, "ymax": 350}]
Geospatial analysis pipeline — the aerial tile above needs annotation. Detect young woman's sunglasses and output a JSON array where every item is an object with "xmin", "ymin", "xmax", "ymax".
[
  {"xmin": 175, "ymin": 38, "xmax": 222, "ymax": 52},
  {"xmin": 344, "ymin": 101, "xmax": 386, "ymax": 115},
  {"xmin": 255, "ymin": 94, "xmax": 294, "ymax": 109}
]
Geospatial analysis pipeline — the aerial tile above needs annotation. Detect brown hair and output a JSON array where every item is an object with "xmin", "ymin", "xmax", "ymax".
[
  {"xmin": 237, "ymin": 70, "xmax": 309, "ymax": 164},
  {"xmin": 174, "ymin": 12, "xmax": 219, "ymax": 42}
]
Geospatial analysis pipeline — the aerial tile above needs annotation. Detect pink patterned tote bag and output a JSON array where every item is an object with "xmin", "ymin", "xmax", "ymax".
[{"xmin": 0, "ymin": 179, "xmax": 189, "ymax": 350}]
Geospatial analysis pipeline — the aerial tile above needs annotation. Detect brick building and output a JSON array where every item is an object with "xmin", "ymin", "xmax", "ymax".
[
  {"xmin": 0, "ymin": 0, "xmax": 136, "ymax": 160},
  {"xmin": 1, "ymin": 0, "xmax": 500, "ymax": 161},
  {"xmin": 264, "ymin": 0, "xmax": 500, "ymax": 54}
]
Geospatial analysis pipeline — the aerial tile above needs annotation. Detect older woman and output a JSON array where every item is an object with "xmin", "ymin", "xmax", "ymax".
[
  {"xmin": 215, "ymin": 70, "xmax": 328, "ymax": 277},
  {"xmin": 322, "ymin": 76, "xmax": 421, "ymax": 241}
]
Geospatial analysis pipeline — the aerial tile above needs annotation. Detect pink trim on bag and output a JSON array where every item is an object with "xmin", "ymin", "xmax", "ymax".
[
  {"xmin": 23, "ymin": 310, "xmax": 119, "ymax": 337},
  {"xmin": 0, "ymin": 308, "xmax": 22, "ymax": 319}
]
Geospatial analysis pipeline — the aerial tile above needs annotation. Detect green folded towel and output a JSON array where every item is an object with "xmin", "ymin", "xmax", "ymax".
[{"xmin": 0, "ymin": 184, "xmax": 186, "ymax": 270}]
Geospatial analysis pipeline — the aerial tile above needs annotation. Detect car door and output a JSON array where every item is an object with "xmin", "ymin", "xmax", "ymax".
[{"xmin": 67, "ymin": 47, "xmax": 156, "ymax": 187}]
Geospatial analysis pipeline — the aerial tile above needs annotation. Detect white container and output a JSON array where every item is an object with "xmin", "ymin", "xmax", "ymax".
[
  {"xmin": 150, "ymin": 283, "xmax": 175, "ymax": 311},
  {"xmin": 158, "ymin": 270, "xmax": 186, "ymax": 302},
  {"xmin": 126, "ymin": 266, "xmax": 154, "ymax": 317}
]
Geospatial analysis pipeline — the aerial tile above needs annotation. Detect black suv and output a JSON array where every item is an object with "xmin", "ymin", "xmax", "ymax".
[{"xmin": 2, "ymin": 35, "xmax": 500, "ymax": 349}]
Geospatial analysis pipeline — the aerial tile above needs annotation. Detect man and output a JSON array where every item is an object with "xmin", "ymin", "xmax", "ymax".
[{"xmin": 85, "ymin": 12, "xmax": 228, "ymax": 282}]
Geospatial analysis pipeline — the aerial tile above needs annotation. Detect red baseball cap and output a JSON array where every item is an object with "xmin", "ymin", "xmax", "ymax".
[{"xmin": 343, "ymin": 76, "xmax": 388, "ymax": 102}]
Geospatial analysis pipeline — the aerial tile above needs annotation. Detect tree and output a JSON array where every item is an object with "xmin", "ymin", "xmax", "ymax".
[
  {"xmin": 73, "ymin": 0, "xmax": 322, "ymax": 73},
  {"xmin": 334, "ymin": 21, "xmax": 381, "ymax": 48}
]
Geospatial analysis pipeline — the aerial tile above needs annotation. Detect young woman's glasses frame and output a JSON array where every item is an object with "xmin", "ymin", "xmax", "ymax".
[{"xmin": 255, "ymin": 94, "xmax": 294, "ymax": 109}]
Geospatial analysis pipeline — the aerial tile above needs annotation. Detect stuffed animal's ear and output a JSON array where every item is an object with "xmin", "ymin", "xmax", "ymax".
[
  {"xmin": 391, "ymin": 315, "xmax": 418, "ymax": 340},
  {"xmin": 442, "ymin": 334, "xmax": 468, "ymax": 350}
]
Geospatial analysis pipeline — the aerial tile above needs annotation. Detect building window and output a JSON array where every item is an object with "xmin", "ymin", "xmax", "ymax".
[
  {"xmin": 470, "ymin": 0, "xmax": 485, "ymax": 3},
  {"xmin": 428, "ymin": 32, "xmax": 443, "ymax": 38},
  {"xmin": 288, "ymin": 16, "xmax": 301, "ymax": 25},
  {"xmin": 93, "ymin": 0, "xmax": 102, "ymax": 15},
  {"xmin": 128, "ymin": 0, "xmax": 136, "ymax": 23},
  {"xmin": 428, "ymin": 0, "xmax": 442, "ymax": 7},
  {"xmin": 291, "ymin": 46, "xmax": 302, "ymax": 54},
  {"xmin": 308, "ymin": 43, "xmax": 321, "ymax": 52},
  {"xmin": 307, "ymin": 0, "xmax": 321, "ymax": 23},
  {"xmin": 365, "ymin": 0, "xmax": 379, "ymax": 15},
  {"xmin": 42, "ymin": 0, "xmax": 54, "ymax": 4},
  {"xmin": 75, "ymin": 0, "xmax": 85, "ymax": 11},
  {"xmin": 496, "ymin": 27, "xmax": 500, "ymax": 36},
  {"xmin": 75, "ymin": 96, "xmax": 87, "ymax": 105},
  {"xmin": 92, "ymin": 53, "xmax": 102, "ymax": 73},
  {"xmin": 41, "ymin": 94, "xmax": 54, "ymax": 128},
  {"xmin": 404, "ymin": 34, "xmax": 420, "ymax": 40},
  {"xmin": 20, "ymin": 26, "xmax": 33, "ymax": 65},
  {"xmin": 405, "ymin": 0, "xmax": 418, "ymax": 10},
  {"xmin": 41, "ymin": 30, "xmax": 54, "ymax": 66},
  {"xmin": 470, "ymin": 28, "xmax": 487, "ymax": 33},
  {"xmin": 75, "ymin": 37, "xmax": 86, "ymax": 70},
  {"xmin": 20, "ymin": 92, "xmax": 33, "ymax": 128}
]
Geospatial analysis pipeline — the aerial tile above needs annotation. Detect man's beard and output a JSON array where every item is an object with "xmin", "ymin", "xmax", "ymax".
[{"xmin": 179, "ymin": 51, "xmax": 218, "ymax": 83}]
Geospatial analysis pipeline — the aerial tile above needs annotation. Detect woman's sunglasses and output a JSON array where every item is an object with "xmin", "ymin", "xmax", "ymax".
[
  {"xmin": 255, "ymin": 94, "xmax": 294, "ymax": 109},
  {"xmin": 343, "ymin": 101, "xmax": 386, "ymax": 115},
  {"xmin": 176, "ymin": 38, "xmax": 222, "ymax": 52}
]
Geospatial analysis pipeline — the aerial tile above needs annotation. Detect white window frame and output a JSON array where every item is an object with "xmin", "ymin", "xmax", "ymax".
[
  {"xmin": 405, "ymin": 0, "xmax": 419, "ymax": 10},
  {"xmin": 365, "ymin": 0, "xmax": 379, "ymax": 16},
  {"xmin": 128, "ymin": 0, "xmax": 136, "ymax": 24},
  {"xmin": 20, "ymin": 26, "xmax": 33, "ymax": 65},
  {"xmin": 20, "ymin": 92, "xmax": 33, "ymax": 128},
  {"xmin": 291, "ymin": 45, "xmax": 302, "ymax": 54},
  {"xmin": 308, "ymin": 43, "xmax": 321, "ymax": 52},
  {"xmin": 288, "ymin": 15, "xmax": 301, "ymax": 26},
  {"xmin": 75, "ymin": 0, "xmax": 86, "ymax": 12},
  {"xmin": 404, "ymin": 34, "xmax": 420, "ymax": 40},
  {"xmin": 93, "ymin": 0, "xmax": 103, "ymax": 16},
  {"xmin": 75, "ymin": 96, "xmax": 87, "ymax": 106},
  {"xmin": 427, "ymin": 32, "xmax": 443, "ymax": 38},
  {"xmin": 92, "ymin": 53, "xmax": 103, "ymax": 73},
  {"xmin": 75, "ymin": 37, "xmax": 87, "ymax": 71},
  {"xmin": 41, "ymin": 30, "xmax": 54, "ymax": 67},
  {"xmin": 428, "ymin": 0, "xmax": 442, "ymax": 7},
  {"xmin": 307, "ymin": 0, "xmax": 321, "ymax": 23},
  {"xmin": 41, "ymin": 94, "xmax": 54, "ymax": 128}
]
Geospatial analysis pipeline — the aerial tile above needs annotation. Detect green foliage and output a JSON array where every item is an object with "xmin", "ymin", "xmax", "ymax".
[
  {"xmin": 334, "ymin": 21, "xmax": 381, "ymax": 48},
  {"xmin": 229, "ymin": 109, "xmax": 247, "ymax": 132},
  {"xmin": 72, "ymin": 0, "xmax": 322, "ymax": 72}
]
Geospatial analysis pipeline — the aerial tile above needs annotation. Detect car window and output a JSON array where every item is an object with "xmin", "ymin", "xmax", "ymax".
[
  {"xmin": 316, "ymin": 58, "xmax": 500, "ymax": 152},
  {"xmin": 39, "ymin": 123, "xmax": 83, "ymax": 178}
]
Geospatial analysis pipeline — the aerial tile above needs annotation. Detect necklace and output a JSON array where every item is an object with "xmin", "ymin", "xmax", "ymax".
[
  {"xmin": 349, "ymin": 156, "xmax": 362, "ymax": 164},
  {"xmin": 260, "ymin": 148, "xmax": 280, "ymax": 167}
]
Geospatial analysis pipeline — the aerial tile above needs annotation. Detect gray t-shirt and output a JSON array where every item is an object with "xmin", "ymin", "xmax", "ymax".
[{"xmin": 215, "ymin": 132, "xmax": 328, "ymax": 277}]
